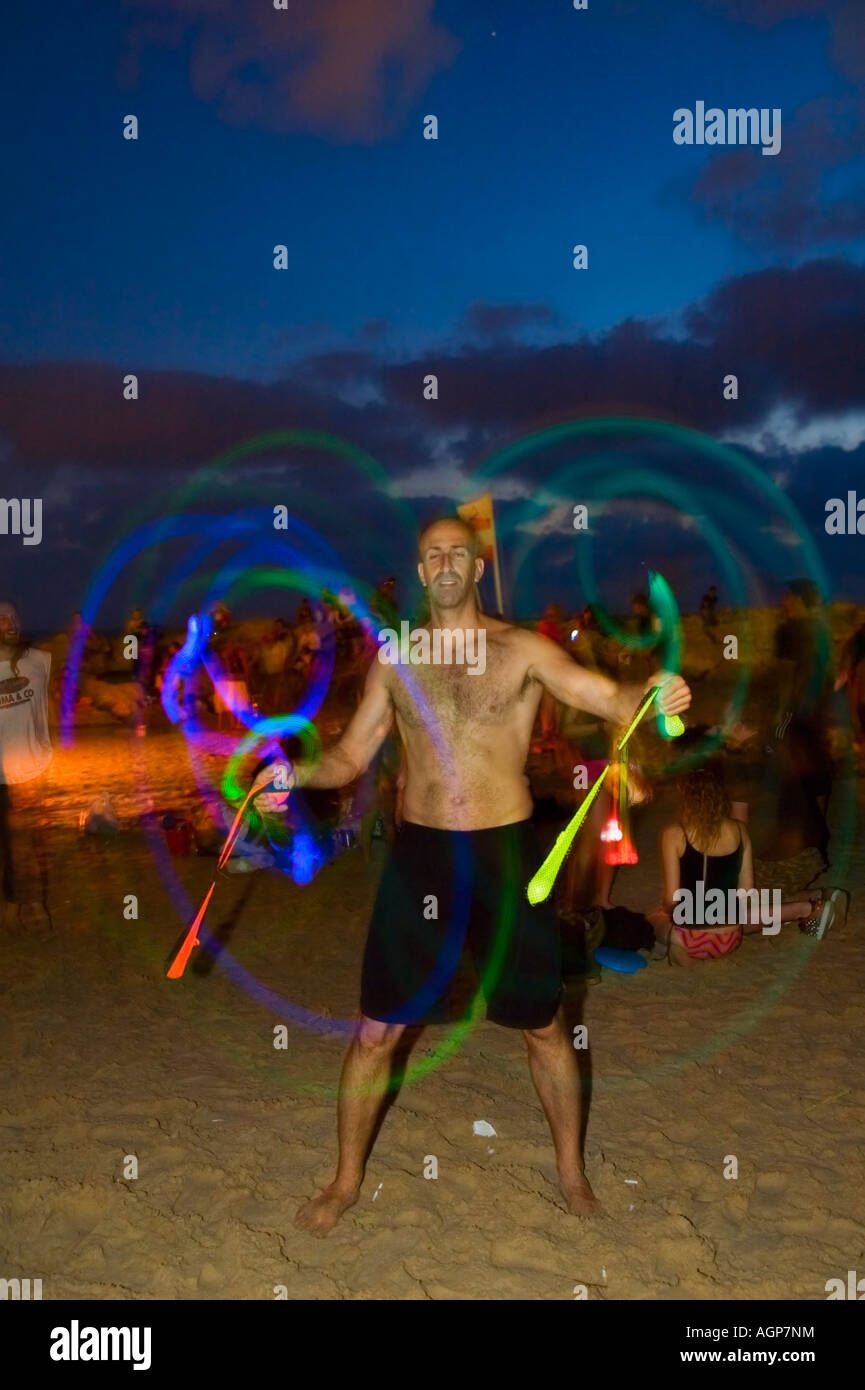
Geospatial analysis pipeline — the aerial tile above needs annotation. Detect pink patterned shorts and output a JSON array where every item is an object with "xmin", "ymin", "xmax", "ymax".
[{"xmin": 674, "ymin": 926, "xmax": 743, "ymax": 960}]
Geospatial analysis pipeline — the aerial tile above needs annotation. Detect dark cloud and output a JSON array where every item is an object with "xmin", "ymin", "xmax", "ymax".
[
  {"xmin": 383, "ymin": 260, "xmax": 865, "ymax": 434},
  {"xmin": 686, "ymin": 94, "xmax": 865, "ymax": 250},
  {"xmin": 682, "ymin": 259, "xmax": 865, "ymax": 415},
  {"xmin": 3, "ymin": 260, "xmax": 865, "ymax": 480},
  {"xmin": 0, "ymin": 360, "xmax": 382, "ymax": 470},
  {"xmin": 290, "ymin": 350, "xmax": 379, "ymax": 392},
  {"xmin": 458, "ymin": 301, "xmax": 560, "ymax": 342},
  {"xmin": 672, "ymin": 1, "xmax": 865, "ymax": 249},
  {"xmin": 117, "ymin": 0, "xmax": 461, "ymax": 144},
  {"xmin": 383, "ymin": 322, "xmax": 703, "ymax": 433}
]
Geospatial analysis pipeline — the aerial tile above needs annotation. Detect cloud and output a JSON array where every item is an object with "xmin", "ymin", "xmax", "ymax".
[
  {"xmin": 382, "ymin": 319, "xmax": 711, "ymax": 434},
  {"xmin": 4, "ymin": 259, "xmax": 865, "ymax": 480},
  {"xmin": 515, "ymin": 494, "xmax": 708, "ymax": 539},
  {"xmin": 682, "ymin": 259, "xmax": 865, "ymax": 419},
  {"xmin": 674, "ymin": 1, "xmax": 865, "ymax": 249},
  {"xmin": 686, "ymin": 94, "xmax": 865, "ymax": 250},
  {"xmin": 118, "ymin": 0, "xmax": 461, "ymax": 143},
  {"xmin": 759, "ymin": 518, "xmax": 804, "ymax": 548},
  {"xmin": 378, "ymin": 259, "xmax": 865, "ymax": 444},
  {"xmin": 388, "ymin": 460, "xmax": 534, "ymax": 502},
  {"xmin": 514, "ymin": 503, "xmax": 577, "ymax": 536},
  {"xmin": 458, "ymin": 301, "xmax": 561, "ymax": 342},
  {"xmin": 0, "ymin": 359, "xmax": 381, "ymax": 470},
  {"xmin": 722, "ymin": 403, "xmax": 865, "ymax": 454}
]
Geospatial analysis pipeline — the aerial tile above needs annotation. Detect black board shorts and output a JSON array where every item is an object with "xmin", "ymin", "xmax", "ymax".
[{"xmin": 360, "ymin": 819, "xmax": 562, "ymax": 1030}]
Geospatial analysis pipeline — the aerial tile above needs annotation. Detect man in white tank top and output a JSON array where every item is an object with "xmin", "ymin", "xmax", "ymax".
[{"xmin": 0, "ymin": 601, "xmax": 53, "ymax": 926}]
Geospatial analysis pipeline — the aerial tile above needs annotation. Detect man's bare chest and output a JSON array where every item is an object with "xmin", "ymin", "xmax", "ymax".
[{"xmin": 389, "ymin": 656, "xmax": 538, "ymax": 731}]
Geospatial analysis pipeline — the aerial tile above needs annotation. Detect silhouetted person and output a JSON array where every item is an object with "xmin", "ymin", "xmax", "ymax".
[
  {"xmin": 772, "ymin": 580, "xmax": 834, "ymax": 872},
  {"xmin": 0, "ymin": 600, "xmax": 53, "ymax": 928},
  {"xmin": 700, "ymin": 585, "xmax": 719, "ymax": 641}
]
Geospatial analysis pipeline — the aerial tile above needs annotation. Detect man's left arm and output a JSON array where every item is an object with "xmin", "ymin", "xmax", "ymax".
[{"xmin": 526, "ymin": 631, "xmax": 691, "ymax": 725}]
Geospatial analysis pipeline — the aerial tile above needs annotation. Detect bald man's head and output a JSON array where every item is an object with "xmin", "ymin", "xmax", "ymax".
[
  {"xmin": 417, "ymin": 516, "xmax": 483, "ymax": 611},
  {"xmin": 417, "ymin": 514, "xmax": 479, "ymax": 559}
]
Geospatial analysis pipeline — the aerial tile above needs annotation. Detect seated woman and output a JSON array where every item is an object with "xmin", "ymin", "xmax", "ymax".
[{"xmin": 648, "ymin": 741, "xmax": 829, "ymax": 966}]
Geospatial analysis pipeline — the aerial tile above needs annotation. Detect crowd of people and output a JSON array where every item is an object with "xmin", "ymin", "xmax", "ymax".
[{"xmin": 62, "ymin": 584, "xmax": 398, "ymax": 728}]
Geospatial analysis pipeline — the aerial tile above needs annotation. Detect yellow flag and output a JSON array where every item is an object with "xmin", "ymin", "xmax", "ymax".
[{"xmin": 457, "ymin": 494, "xmax": 504, "ymax": 613}]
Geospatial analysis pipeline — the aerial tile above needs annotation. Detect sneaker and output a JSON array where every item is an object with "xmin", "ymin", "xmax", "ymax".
[{"xmin": 799, "ymin": 889, "xmax": 844, "ymax": 940}]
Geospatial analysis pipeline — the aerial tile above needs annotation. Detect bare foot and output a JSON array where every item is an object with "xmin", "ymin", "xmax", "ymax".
[
  {"xmin": 294, "ymin": 1182, "xmax": 359, "ymax": 1237},
  {"xmin": 560, "ymin": 1171, "xmax": 602, "ymax": 1216},
  {"xmin": 18, "ymin": 902, "xmax": 52, "ymax": 931}
]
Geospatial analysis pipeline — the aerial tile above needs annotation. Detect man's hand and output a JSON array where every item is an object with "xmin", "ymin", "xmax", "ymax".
[
  {"xmin": 251, "ymin": 760, "xmax": 295, "ymax": 813},
  {"xmin": 649, "ymin": 671, "xmax": 691, "ymax": 717}
]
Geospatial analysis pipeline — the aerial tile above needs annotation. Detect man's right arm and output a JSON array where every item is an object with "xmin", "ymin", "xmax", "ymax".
[{"xmin": 295, "ymin": 658, "xmax": 394, "ymax": 789}]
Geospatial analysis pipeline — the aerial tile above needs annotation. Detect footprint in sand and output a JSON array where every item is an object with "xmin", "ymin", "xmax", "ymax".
[
  {"xmin": 490, "ymin": 1233, "xmax": 575, "ymax": 1278},
  {"xmin": 197, "ymin": 1262, "xmax": 222, "ymax": 1291},
  {"xmin": 747, "ymin": 1170, "xmax": 789, "ymax": 1215}
]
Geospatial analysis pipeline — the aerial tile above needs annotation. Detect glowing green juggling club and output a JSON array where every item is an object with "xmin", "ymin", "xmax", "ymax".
[
  {"xmin": 526, "ymin": 761, "xmax": 611, "ymax": 906},
  {"xmin": 526, "ymin": 685, "xmax": 662, "ymax": 905},
  {"xmin": 648, "ymin": 570, "xmax": 685, "ymax": 739}
]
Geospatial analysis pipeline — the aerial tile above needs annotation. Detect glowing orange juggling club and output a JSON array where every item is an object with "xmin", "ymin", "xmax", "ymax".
[
  {"xmin": 166, "ymin": 883, "xmax": 215, "ymax": 980},
  {"xmin": 605, "ymin": 835, "xmax": 638, "ymax": 866},
  {"xmin": 606, "ymin": 744, "xmax": 639, "ymax": 867},
  {"xmin": 166, "ymin": 780, "xmax": 271, "ymax": 980}
]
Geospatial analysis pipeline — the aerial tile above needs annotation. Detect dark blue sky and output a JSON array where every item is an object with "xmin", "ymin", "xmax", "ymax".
[{"xmin": 2, "ymin": 0, "xmax": 864, "ymax": 627}]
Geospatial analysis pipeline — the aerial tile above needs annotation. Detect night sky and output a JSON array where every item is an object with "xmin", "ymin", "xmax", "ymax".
[{"xmin": 2, "ymin": 0, "xmax": 864, "ymax": 630}]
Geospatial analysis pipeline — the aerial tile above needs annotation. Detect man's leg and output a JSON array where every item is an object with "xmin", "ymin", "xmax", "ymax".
[
  {"xmin": 295, "ymin": 1014, "xmax": 406, "ymax": 1236},
  {"xmin": 522, "ymin": 1008, "xmax": 599, "ymax": 1215},
  {"xmin": 7, "ymin": 782, "xmax": 49, "ymax": 926},
  {"xmin": 302, "ymin": 819, "xmax": 440, "ymax": 1233},
  {"xmin": 0, "ymin": 784, "xmax": 13, "ymax": 903}
]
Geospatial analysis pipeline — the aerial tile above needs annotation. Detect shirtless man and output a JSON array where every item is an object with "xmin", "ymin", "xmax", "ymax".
[{"xmin": 256, "ymin": 517, "xmax": 691, "ymax": 1234}]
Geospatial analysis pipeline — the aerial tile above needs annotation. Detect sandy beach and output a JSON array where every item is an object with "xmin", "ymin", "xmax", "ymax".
[{"xmin": 1, "ymin": 712, "xmax": 863, "ymax": 1303}]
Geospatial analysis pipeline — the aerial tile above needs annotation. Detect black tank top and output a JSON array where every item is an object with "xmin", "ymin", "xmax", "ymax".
[{"xmin": 679, "ymin": 824, "xmax": 743, "ymax": 895}]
